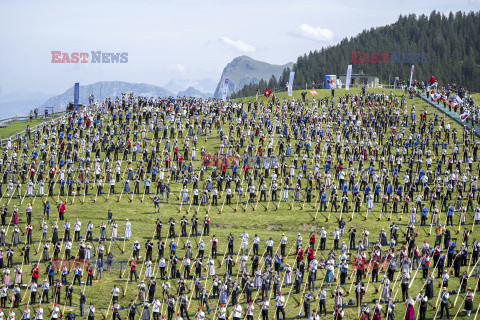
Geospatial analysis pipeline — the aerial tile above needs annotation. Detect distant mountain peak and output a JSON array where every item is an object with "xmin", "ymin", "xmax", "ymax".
[{"xmin": 214, "ymin": 56, "xmax": 293, "ymax": 98}]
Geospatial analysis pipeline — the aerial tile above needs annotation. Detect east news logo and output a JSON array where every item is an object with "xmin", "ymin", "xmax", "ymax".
[{"xmin": 51, "ymin": 51, "xmax": 128, "ymax": 63}]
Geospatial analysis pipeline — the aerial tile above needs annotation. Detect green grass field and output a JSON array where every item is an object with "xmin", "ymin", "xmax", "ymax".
[
  {"xmin": 0, "ymin": 118, "xmax": 51, "ymax": 140},
  {"xmin": 0, "ymin": 87, "xmax": 478, "ymax": 320}
]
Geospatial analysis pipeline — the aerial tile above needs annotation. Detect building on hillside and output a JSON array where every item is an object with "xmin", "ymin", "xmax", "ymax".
[{"xmin": 338, "ymin": 70, "xmax": 380, "ymax": 88}]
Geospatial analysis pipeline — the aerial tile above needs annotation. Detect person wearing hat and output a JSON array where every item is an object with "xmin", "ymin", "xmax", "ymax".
[
  {"xmin": 35, "ymin": 304, "xmax": 43, "ymax": 320},
  {"xmin": 275, "ymin": 291, "xmax": 285, "ymax": 320},
  {"xmin": 51, "ymin": 304, "xmax": 60, "ymax": 320},
  {"xmin": 439, "ymin": 287, "xmax": 450, "ymax": 319},
  {"xmin": 8, "ymin": 308, "xmax": 15, "ymax": 320},
  {"xmin": 465, "ymin": 288, "xmax": 474, "ymax": 316},
  {"xmin": 65, "ymin": 310, "xmax": 75, "ymax": 320},
  {"xmin": 195, "ymin": 307, "xmax": 204, "ymax": 320},
  {"xmin": 218, "ymin": 303, "xmax": 226, "ymax": 320},
  {"xmin": 23, "ymin": 305, "xmax": 31, "ymax": 320}
]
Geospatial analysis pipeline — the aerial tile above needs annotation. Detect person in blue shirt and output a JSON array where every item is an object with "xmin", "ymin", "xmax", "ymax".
[
  {"xmin": 44, "ymin": 202, "xmax": 50, "ymax": 220},
  {"xmin": 446, "ymin": 205, "xmax": 454, "ymax": 226},
  {"xmin": 396, "ymin": 185, "xmax": 403, "ymax": 198},
  {"xmin": 420, "ymin": 205, "xmax": 428, "ymax": 226},
  {"xmin": 320, "ymin": 192, "xmax": 327, "ymax": 212},
  {"xmin": 352, "ymin": 184, "xmax": 359, "ymax": 197},
  {"xmin": 47, "ymin": 262, "xmax": 55, "ymax": 285},
  {"xmin": 386, "ymin": 183, "xmax": 393, "ymax": 200},
  {"xmin": 169, "ymin": 239, "xmax": 177, "ymax": 255},
  {"xmin": 447, "ymin": 240, "xmax": 456, "ymax": 267},
  {"xmin": 364, "ymin": 185, "xmax": 371, "ymax": 202},
  {"xmin": 374, "ymin": 184, "xmax": 381, "ymax": 202}
]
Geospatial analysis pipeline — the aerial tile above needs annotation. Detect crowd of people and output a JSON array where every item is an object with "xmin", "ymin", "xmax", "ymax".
[{"xmin": 0, "ymin": 83, "xmax": 478, "ymax": 320}]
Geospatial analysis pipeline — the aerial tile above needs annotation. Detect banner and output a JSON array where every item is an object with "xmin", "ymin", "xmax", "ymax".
[
  {"xmin": 409, "ymin": 65, "xmax": 414, "ymax": 87},
  {"xmin": 74, "ymin": 82, "xmax": 80, "ymax": 110},
  {"xmin": 288, "ymin": 72, "xmax": 295, "ymax": 97},
  {"xmin": 221, "ymin": 78, "xmax": 229, "ymax": 102},
  {"xmin": 460, "ymin": 110, "xmax": 470, "ymax": 122},
  {"xmin": 345, "ymin": 65, "xmax": 352, "ymax": 90}
]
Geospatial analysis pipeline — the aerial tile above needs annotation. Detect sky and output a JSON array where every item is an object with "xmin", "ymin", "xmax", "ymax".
[{"xmin": 0, "ymin": 0, "xmax": 479, "ymax": 97}]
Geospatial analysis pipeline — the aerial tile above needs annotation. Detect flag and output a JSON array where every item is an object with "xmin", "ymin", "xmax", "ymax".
[
  {"xmin": 222, "ymin": 78, "xmax": 229, "ymax": 102},
  {"xmin": 264, "ymin": 88, "xmax": 272, "ymax": 97},
  {"xmin": 456, "ymin": 95, "xmax": 464, "ymax": 104},
  {"xmin": 460, "ymin": 110, "xmax": 470, "ymax": 122},
  {"xmin": 309, "ymin": 90, "xmax": 318, "ymax": 95},
  {"xmin": 409, "ymin": 65, "xmax": 414, "ymax": 87},
  {"xmin": 448, "ymin": 101, "xmax": 458, "ymax": 107},
  {"xmin": 288, "ymin": 72, "xmax": 295, "ymax": 97},
  {"xmin": 74, "ymin": 82, "xmax": 80, "ymax": 110},
  {"xmin": 345, "ymin": 65, "xmax": 353, "ymax": 90},
  {"xmin": 429, "ymin": 75, "xmax": 436, "ymax": 85}
]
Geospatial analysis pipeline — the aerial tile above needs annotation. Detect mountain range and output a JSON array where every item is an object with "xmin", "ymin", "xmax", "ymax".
[
  {"xmin": 0, "ymin": 55, "xmax": 294, "ymax": 118},
  {"xmin": 40, "ymin": 81, "xmax": 174, "ymax": 109}
]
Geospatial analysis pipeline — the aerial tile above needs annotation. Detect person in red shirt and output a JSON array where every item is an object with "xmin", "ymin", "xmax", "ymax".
[
  {"xmin": 221, "ymin": 163, "xmax": 227, "ymax": 178},
  {"xmin": 296, "ymin": 246, "xmax": 304, "ymax": 268},
  {"xmin": 173, "ymin": 146, "xmax": 178, "ymax": 161},
  {"xmin": 165, "ymin": 157, "xmax": 171, "ymax": 169},
  {"xmin": 57, "ymin": 202, "xmax": 66, "ymax": 221},
  {"xmin": 306, "ymin": 245, "xmax": 314, "ymax": 266},
  {"xmin": 31, "ymin": 264, "xmax": 39, "ymax": 283},
  {"xmin": 86, "ymin": 263, "xmax": 94, "ymax": 285},
  {"xmin": 309, "ymin": 232, "xmax": 315, "ymax": 247},
  {"xmin": 129, "ymin": 259, "xmax": 137, "ymax": 282},
  {"xmin": 244, "ymin": 164, "xmax": 250, "ymax": 179}
]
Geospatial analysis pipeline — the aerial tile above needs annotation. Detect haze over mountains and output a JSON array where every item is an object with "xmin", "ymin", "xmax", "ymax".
[{"xmin": 0, "ymin": 55, "xmax": 290, "ymax": 118}]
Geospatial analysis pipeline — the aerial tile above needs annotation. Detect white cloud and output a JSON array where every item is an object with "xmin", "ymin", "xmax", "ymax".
[
  {"xmin": 289, "ymin": 24, "xmax": 334, "ymax": 42},
  {"xmin": 167, "ymin": 64, "xmax": 186, "ymax": 74},
  {"xmin": 219, "ymin": 36, "xmax": 256, "ymax": 53}
]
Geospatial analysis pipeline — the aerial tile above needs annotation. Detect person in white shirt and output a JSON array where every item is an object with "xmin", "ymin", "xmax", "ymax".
[
  {"xmin": 23, "ymin": 306, "xmax": 30, "ymax": 320},
  {"xmin": 74, "ymin": 219, "xmax": 82, "ymax": 241},
  {"xmin": 261, "ymin": 297, "xmax": 269, "ymax": 320},
  {"xmin": 218, "ymin": 304, "xmax": 226, "ymax": 320},
  {"xmin": 7, "ymin": 309, "xmax": 14, "ymax": 320},
  {"xmin": 195, "ymin": 307, "xmax": 205, "ymax": 320},
  {"xmin": 246, "ymin": 302, "xmax": 254, "ymax": 320},
  {"xmin": 51, "ymin": 304, "xmax": 60, "ymax": 320},
  {"xmin": 152, "ymin": 298, "xmax": 160, "ymax": 320},
  {"xmin": 276, "ymin": 292, "xmax": 285, "ymax": 320},
  {"xmin": 232, "ymin": 303, "xmax": 242, "ymax": 320}
]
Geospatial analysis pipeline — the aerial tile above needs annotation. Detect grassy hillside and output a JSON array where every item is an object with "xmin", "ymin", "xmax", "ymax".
[{"xmin": 0, "ymin": 88, "xmax": 477, "ymax": 320}]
